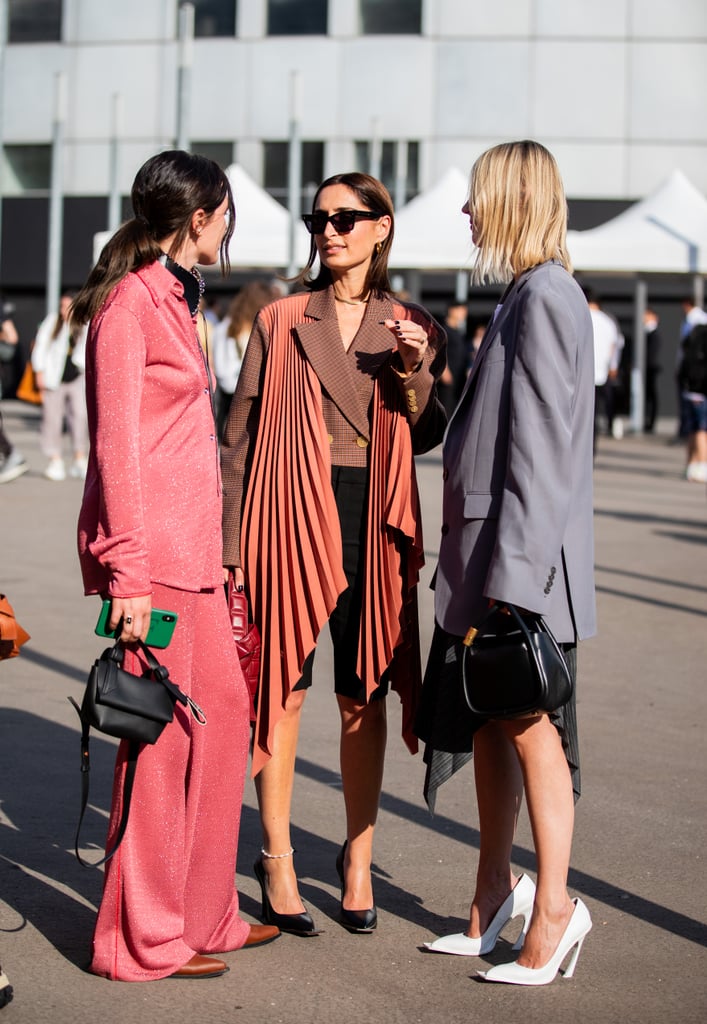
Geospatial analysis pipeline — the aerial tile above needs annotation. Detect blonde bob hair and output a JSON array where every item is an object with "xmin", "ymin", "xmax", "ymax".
[{"xmin": 468, "ymin": 140, "xmax": 572, "ymax": 284}]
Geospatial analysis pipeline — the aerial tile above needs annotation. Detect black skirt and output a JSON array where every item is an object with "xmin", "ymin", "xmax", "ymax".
[
  {"xmin": 415, "ymin": 623, "xmax": 581, "ymax": 812},
  {"xmin": 293, "ymin": 465, "xmax": 388, "ymax": 704}
]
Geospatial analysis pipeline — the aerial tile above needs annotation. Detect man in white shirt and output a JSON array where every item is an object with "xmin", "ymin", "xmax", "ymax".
[{"xmin": 584, "ymin": 289, "xmax": 624, "ymax": 450}]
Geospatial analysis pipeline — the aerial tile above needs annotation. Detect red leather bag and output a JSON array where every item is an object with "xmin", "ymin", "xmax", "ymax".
[{"xmin": 226, "ymin": 573, "xmax": 260, "ymax": 722}]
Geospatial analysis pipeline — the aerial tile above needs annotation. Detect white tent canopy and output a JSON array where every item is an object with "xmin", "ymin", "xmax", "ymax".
[
  {"xmin": 389, "ymin": 167, "xmax": 473, "ymax": 270},
  {"xmin": 567, "ymin": 170, "xmax": 707, "ymax": 274},
  {"xmin": 224, "ymin": 163, "xmax": 310, "ymax": 270}
]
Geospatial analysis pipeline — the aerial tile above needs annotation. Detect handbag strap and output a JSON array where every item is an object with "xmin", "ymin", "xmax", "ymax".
[
  {"xmin": 67, "ymin": 700, "xmax": 139, "ymax": 869},
  {"xmin": 463, "ymin": 601, "xmax": 534, "ymax": 646}
]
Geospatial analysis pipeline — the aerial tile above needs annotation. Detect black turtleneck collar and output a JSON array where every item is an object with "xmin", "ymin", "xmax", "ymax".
[{"xmin": 159, "ymin": 253, "xmax": 204, "ymax": 317}]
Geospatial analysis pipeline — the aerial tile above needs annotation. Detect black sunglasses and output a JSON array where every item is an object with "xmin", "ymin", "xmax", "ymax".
[{"xmin": 302, "ymin": 209, "xmax": 384, "ymax": 235}]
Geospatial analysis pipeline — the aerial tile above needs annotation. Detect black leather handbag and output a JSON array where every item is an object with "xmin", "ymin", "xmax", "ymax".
[
  {"xmin": 461, "ymin": 603, "xmax": 573, "ymax": 719},
  {"xmin": 69, "ymin": 639, "xmax": 205, "ymax": 866}
]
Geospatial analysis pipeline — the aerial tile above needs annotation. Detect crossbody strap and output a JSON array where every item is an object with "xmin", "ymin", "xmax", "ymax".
[{"xmin": 67, "ymin": 703, "xmax": 139, "ymax": 869}]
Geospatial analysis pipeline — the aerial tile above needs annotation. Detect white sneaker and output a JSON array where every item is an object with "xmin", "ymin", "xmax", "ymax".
[
  {"xmin": 44, "ymin": 458, "xmax": 66, "ymax": 481},
  {"xmin": 0, "ymin": 448, "xmax": 28, "ymax": 484},
  {"xmin": 686, "ymin": 461, "xmax": 707, "ymax": 483},
  {"xmin": 70, "ymin": 456, "xmax": 88, "ymax": 479},
  {"xmin": 611, "ymin": 418, "xmax": 624, "ymax": 439}
]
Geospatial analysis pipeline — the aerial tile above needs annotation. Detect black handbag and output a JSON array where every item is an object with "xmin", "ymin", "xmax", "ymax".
[
  {"xmin": 461, "ymin": 603, "xmax": 572, "ymax": 719},
  {"xmin": 69, "ymin": 639, "xmax": 206, "ymax": 866}
]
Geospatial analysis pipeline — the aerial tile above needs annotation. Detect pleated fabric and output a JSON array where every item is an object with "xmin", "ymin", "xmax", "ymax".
[
  {"xmin": 243, "ymin": 301, "xmax": 425, "ymax": 776},
  {"xmin": 359, "ymin": 344, "xmax": 424, "ymax": 750}
]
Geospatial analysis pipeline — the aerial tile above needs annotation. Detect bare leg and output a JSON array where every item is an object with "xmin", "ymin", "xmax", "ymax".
[
  {"xmin": 254, "ymin": 688, "xmax": 307, "ymax": 915},
  {"xmin": 502, "ymin": 714, "xmax": 575, "ymax": 968},
  {"xmin": 468, "ymin": 719, "xmax": 524, "ymax": 935},
  {"xmin": 337, "ymin": 694, "xmax": 387, "ymax": 910}
]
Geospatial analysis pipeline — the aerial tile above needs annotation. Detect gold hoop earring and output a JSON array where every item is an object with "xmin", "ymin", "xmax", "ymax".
[{"xmin": 375, "ymin": 241, "xmax": 382, "ymax": 257}]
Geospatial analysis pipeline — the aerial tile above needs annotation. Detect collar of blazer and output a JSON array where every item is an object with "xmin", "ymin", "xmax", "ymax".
[{"xmin": 294, "ymin": 286, "xmax": 397, "ymax": 439}]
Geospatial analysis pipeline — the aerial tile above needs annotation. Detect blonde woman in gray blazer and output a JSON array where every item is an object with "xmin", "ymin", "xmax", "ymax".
[{"xmin": 417, "ymin": 141, "xmax": 596, "ymax": 986}]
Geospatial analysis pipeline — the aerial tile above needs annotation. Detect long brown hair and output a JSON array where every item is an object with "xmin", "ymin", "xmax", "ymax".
[
  {"xmin": 71, "ymin": 150, "xmax": 235, "ymax": 325},
  {"xmin": 298, "ymin": 172, "xmax": 394, "ymax": 296}
]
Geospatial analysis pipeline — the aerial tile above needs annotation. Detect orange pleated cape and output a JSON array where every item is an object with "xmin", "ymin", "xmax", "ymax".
[{"xmin": 242, "ymin": 299, "xmax": 425, "ymax": 776}]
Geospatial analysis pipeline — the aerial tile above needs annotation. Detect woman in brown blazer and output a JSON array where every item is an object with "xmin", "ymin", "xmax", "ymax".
[{"xmin": 221, "ymin": 172, "xmax": 446, "ymax": 935}]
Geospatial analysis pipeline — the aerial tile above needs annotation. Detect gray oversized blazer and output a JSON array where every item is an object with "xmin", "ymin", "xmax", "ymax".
[{"xmin": 433, "ymin": 260, "xmax": 596, "ymax": 644}]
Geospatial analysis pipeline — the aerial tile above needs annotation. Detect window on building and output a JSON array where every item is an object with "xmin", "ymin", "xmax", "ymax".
[
  {"xmin": 354, "ymin": 140, "xmax": 419, "ymax": 205},
  {"xmin": 191, "ymin": 141, "xmax": 235, "ymax": 169},
  {"xmin": 7, "ymin": 0, "xmax": 63, "ymax": 43},
  {"xmin": 263, "ymin": 140, "xmax": 324, "ymax": 212},
  {"xmin": 267, "ymin": 0, "xmax": 327, "ymax": 35},
  {"xmin": 2, "ymin": 145, "xmax": 52, "ymax": 193},
  {"xmin": 188, "ymin": 0, "xmax": 236, "ymax": 38},
  {"xmin": 360, "ymin": 0, "xmax": 421, "ymax": 34}
]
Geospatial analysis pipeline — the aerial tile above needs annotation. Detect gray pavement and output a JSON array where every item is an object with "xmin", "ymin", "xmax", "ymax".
[{"xmin": 1, "ymin": 398, "xmax": 706, "ymax": 1024}]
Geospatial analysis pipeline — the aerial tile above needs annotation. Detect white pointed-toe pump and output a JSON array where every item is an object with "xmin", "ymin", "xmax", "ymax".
[
  {"xmin": 423, "ymin": 873, "xmax": 536, "ymax": 956},
  {"xmin": 478, "ymin": 896, "xmax": 592, "ymax": 986}
]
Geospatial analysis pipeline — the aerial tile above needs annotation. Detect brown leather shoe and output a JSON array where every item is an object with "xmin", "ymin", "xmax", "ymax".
[
  {"xmin": 169, "ymin": 954, "xmax": 229, "ymax": 979},
  {"xmin": 242, "ymin": 923, "xmax": 281, "ymax": 948}
]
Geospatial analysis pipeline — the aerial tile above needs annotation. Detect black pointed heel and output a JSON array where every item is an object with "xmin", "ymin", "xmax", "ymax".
[
  {"xmin": 335, "ymin": 841, "xmax": 377, "ymax": 933},
  {"xmin": 253, "ymin": 856, "xmax": 320, "ymax": 937}
]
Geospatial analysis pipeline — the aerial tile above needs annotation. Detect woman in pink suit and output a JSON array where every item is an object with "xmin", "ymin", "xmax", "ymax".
[{"xmin": 73, "ymin": 150, "xmax": 279, "ymax": 982}]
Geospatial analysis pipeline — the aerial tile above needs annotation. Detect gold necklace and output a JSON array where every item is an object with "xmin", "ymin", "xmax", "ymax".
[{"xmin": 333, "ymin": 292, "xmax": 370, "ymax": 306}]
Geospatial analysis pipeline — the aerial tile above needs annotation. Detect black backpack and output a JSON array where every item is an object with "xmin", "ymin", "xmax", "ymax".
[{"xmin": 680, "ymin": 324, "xmax": 707, "ymax": 395}]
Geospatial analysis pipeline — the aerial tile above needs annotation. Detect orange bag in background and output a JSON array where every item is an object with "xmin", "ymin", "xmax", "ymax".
[
  {"xmin": 0, "ymin": 594, "xmax": 30, "ymax": 659},
  {"xmin": 15, "ymin": 359, "xmax": 42, "ymax": 404}
]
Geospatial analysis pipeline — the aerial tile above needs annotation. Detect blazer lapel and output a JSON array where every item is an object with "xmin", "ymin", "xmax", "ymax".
[{"xmin": 294, "ymin": 288, "xmax": 394, "ymax": 438}]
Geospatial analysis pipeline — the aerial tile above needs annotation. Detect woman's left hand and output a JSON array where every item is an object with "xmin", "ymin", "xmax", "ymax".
[{"xmin": 384, "ymin": 319, "xmax": 429, "ymax": 375}]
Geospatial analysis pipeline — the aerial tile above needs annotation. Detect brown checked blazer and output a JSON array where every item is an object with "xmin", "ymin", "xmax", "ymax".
[
  {"xmin": 221, "ymin": 285, "xmax": 447, "ymax": 567},
  {"xmin": 220, "ymin": 284, "xmax": 446, "ymax": 772}
]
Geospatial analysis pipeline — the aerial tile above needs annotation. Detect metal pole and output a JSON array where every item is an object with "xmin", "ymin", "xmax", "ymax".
[
  {"xmin": 693, "ymin": 273, "xmax": 704, "ymax": 310},
  {"xmin": 369, "ymin": 117, "xmax": 381, "ymax": 181},
  {"xmin": 455, "ymin": 270, "xmax": 468, "ymax": 302},
  {"xmin": 286, "ymin": 70, "xmax": 302, "ymax": 278},
  {"xmin": 393, "ymin": 140, "xmax": 408, "ymax": 210},
  {"xmin": 176, "ymin": 3, "xmax": 194, "ymax": 151},
  {"xmin": 46, "ymin": 71, "xmax": 66, "ymax": 318},
  {"xmin": 0, "ymin": 0, "xmax": 7, "ymax": 275},
  {"xmin": 107, "ymin": 92, "xmax": 122, "ymax": 232},
  {"xmin": 629, "ymin": 278, "xmax": 647, "ymax": 434}
]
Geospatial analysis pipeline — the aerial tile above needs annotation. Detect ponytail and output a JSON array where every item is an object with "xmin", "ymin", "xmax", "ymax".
[{"xmin": 71, "ymin": 219, "xmax": 162, "ymax": 326}]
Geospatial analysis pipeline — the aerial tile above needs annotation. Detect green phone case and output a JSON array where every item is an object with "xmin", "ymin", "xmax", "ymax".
[{"xmin": 94, "ymin": 600, "xmax": 178, "ymax": 649}]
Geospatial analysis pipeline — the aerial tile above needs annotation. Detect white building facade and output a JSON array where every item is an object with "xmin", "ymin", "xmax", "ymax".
[
  {"xmin": 3, "ymin": 0, "xmax": 707, "ymax": 205},
  {"xmin": 1, "ymin": 0, "xmax": 706, "ymax": 376}
]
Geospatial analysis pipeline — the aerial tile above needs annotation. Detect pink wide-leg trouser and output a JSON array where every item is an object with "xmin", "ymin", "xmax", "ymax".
[{"xmin": 90, "ymin": 584, "xmax": 251, "ymax": 981}]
